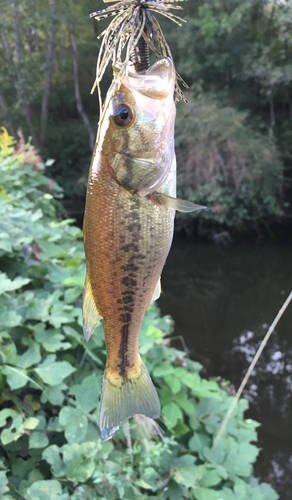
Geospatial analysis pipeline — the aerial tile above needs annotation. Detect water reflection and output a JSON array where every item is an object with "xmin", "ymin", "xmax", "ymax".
[{"xmin": 158, "ymin": 232, "xmax": 292, "ymax": 499}]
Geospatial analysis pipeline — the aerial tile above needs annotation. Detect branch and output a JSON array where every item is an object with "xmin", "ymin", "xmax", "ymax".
[{"xmin": 40, "ymin": 0, "xmax": 56, "ymax": 145}]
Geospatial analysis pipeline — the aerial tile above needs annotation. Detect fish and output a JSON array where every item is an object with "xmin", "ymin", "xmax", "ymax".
[
  {"xmin": 82, "ymin": 57, "xmax": 205, "ymax": 441},
  {"xmin": 83, "ymin": 0, "xmax": 205, "ymax": 441}
]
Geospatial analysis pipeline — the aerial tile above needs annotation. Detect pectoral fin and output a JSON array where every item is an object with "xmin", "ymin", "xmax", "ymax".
[
  {"xmin": 83, "ymin": 275, "xmax": 102, "ymax": 342},
  {"xmin": 151, "ymin": 277, "xmax": 161, "ymax": 301},
  {"xmin": 155, "ymin": 192, "xmax": 206, "ymax": 213}
]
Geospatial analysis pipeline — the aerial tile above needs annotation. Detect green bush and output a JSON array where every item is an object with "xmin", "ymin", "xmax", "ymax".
[
  {"xmin": 0, "ymin": 132, "xmax": 279, "ymax": 499},
  {"xmin": 175, "ymin": 89, "xmax": 284, "ymax": 232}
]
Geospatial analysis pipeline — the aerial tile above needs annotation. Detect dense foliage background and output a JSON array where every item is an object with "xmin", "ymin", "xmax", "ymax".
[
  {"xmin": 0, "ymin": 0, "xmax": 291, "ymax": 232},
  {"xmin": 0, "ymin": 131, "xmax": 280, "ymax": 500}
]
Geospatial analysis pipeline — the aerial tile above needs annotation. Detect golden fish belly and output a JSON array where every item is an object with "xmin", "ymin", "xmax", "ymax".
[{"xmin": 84, "ymin": 153, "xmax": 174, "ymax": 382}]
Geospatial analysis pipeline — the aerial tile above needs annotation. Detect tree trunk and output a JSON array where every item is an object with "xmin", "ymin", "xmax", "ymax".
[
  {"xmin": 9, "ymin": 0, "xmax": 39, "ymax": 147},
  {"xmin": 286, "ymin": 88, "xmax": 292, "ymax": 119},
  {"xmin": 0, "ymin": 87, "xmax": 16, "ymax": 137},
  {"xmin": 268, "ymin": 87, "xmax": 276, "ymax": 140},
  {"xmin": 69, "ymin": 25, "xmax": 95, "ymax": 151},
  {"xmin": 1, "ymin": 33, "xmax": 14, "ymax": 67},
  {"xmin": 40, "ymin": 0, "xmax": 56, "ymax": 145}
]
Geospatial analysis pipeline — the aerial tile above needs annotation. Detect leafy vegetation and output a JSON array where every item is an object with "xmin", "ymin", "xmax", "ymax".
[
  {"xmin": 0, "ymin": 0, "xmax": 291, "ymax": 231},
  {"xmin": 175, "ymin": 89, "xmax": 284, "ymax": 231},
  {"xmin": 0, "ymin": 134, "xmax": 280, "ymax": 498}
]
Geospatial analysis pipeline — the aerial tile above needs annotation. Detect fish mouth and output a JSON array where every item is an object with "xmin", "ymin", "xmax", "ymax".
[{"xmin": 113, "ymin": 57, "xmax": 175, "ymax": 99}]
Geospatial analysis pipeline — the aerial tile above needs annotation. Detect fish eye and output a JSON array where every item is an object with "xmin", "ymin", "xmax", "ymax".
[{"xmin": 113, "ymin": 103, "xmax": 134, "ymax": 127}]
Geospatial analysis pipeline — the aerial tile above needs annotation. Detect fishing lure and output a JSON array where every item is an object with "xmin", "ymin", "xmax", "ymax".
[{"xmin": 90, "ymin": 0, "xmax": 189, "ymax": 103}]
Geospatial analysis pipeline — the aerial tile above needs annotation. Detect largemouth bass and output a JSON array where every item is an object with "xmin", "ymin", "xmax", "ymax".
[{"xmin": 83, "ymin": 58, "xmax": 203, "ymax": 441}]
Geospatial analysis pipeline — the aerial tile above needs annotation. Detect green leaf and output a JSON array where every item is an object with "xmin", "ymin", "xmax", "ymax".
[
  {"xmin": 16, "ymin": 339, "xmax": 41, "ymax": 369},
  {"xmin": 1, "ymin": 365, "xmax": 29, "ymax": 390},
  {"xmin": 173, "ymin": 455, "xmax": 196, "ymax": 466},
  {"xmin": 0, "ymin": 236, "xmax": 12, "ymax": 253},
  {"xmin": 153, "ymin": 362, "xmax": 173, "ymax": 377},
  {"xmin": 198, "ymin": 466, "xmax": 222, "ymax": 488},
  {"xmin": 11, "ymin": 457, "xmax": 36, "ymax": 483},
  {"xmin": 41, "ymin": 383, "xmax": 67, "ymax": 406},
  {"xmin": 0, "ymin": 304, "xmax": 22, "ymax": 328},
  {"xmin": 174, "ymin": 464, "xmax": 198, "ymax": 488},
  {"xmin": 29, "ymin": 431, "xmax": 49, "ymax": 449},
  {"xmin": 217, "ymin": 488, "xmax": 235, "ymax": 500},
  {"xmin": 175, "ymin": 391, "xmax": 196, "ymax": 415},
  {"xmin": 163, "ymin": 480, "xmax": 187, "ymax": 500},
  {"xmin": 0, "ymin": 273, "xmax": 30, "ymax": 294},
  {"xmin": 0, "ymin": 471, "xmax": 9, "ymax": 496},
  {"xmin": 2, "ymin": 365, "xmax": 44, "ymax": 391},
  {"xmin": 162, "ymin": 402, "xmax": 183, "ymax": 428},
  {"xmin": 42, "ymin": 446, "xmax": 65, "ymax": 477},
  {"xmin": 259, "ymin": 483, "xmax": 279, "ymax": 500},
  {"xmin": 136, "ymin": 467, "xmax": 161, "ymax": 491},
  {"xmin": 62, "ymin": 442, "xmax": 97, "ymax": 482},
  {"xmin": 63, "ymin": 275, "xmax": 85, "ymax": 287},
  {"xmin": 48, "ymin": 265, "xmax": 71, "ymax": 284},
  {"xmin": 173, "ymin": 420, "xmax": 190, "ymax": 437},
  {"xmin": 64, "ymin": 286, "xmax": 82, "ymax": 304},
  {"xmin": 18, "ymin": 417, "xmax": 40, "ymax": 432},
  {"xmin": 69, "ymin": 373, "xmax": 100, "ymax": 413},
  {"xmin": 224, "ymin": 441, "xmax": 259, "ymax": 477},
  {"xmin": 40, "ymin": 240, "xmax": 65, "ymax": 258},
  {"xmin": 0, "ymin": 410, "xmax": 39, "ymax": 445},
  {"xmin": 23, "ymin": 480, "xmax": 62, "ymax": 500},
  {"xmin": 49, "ymin": 302, "xmax": 75, "ymax": 328},
  {"xmin": 25, "ymin": 296, "xmax": 52, "ymax": 322},
  {"xmin": 182, "ymin": 372, "xmax": 202, "ymax": 390},
  {"xmin": 165, "ymin": 374, "xmax": 181, "ymax": 394},
  {"xmin": 35, "ymin": 355, "xmax": 76, "ymax": 385},
  {"xmin": 0, "ymin": 339, "xmax": 17, "ymax": 364},
  {"xmin": 63, "ymin": 325, "xmax": 103, "ymax": 365},
  {"xmin": 193, "ymin": 487, "xmax": 219, "ymax": 500},
  {"xmin": 34, "ymin": 327, "xmax": 71, "ymax": 352},
  {"xmin": 62, "ymin": 325, "xmax": 80, "ymax": 341},
  {"xmin": 59, "ymin": 407, "xmax": 88, "ymax": 444},
  {"xmin": 70, "ymin": 485, "xmax": 98, "ymax": 500},
  {"xmin": 189, "ymin": 433, "xmax": 211, "ymax": 458}
]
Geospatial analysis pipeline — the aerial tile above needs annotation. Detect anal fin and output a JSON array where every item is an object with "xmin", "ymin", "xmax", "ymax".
[
  {"xmin": 151, "ymin": 277, "xmax": 161, "ymax": 301},
  {"xmin": 82, "ymin": 274, "xmax": 102, "ymax": 342},
  {"xmin": 155, "ymin": 192, "xmax": 206, "ymax": 213}
]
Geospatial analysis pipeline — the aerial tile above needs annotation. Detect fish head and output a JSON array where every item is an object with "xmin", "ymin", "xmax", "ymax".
[{"xmin": 98, "ymin": 57, "xmax": 176, "ymax": 193}]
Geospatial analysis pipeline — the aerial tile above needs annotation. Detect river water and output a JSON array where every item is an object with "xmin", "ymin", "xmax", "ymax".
[{"xmin": 158, "ymin": 230, "xmax": 292, "ymax": 500}]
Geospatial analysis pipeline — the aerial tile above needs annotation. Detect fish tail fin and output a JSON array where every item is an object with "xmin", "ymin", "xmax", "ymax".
[{"xmin": 99, "ymin": 358, "xmax": 160, "ymax": 441}]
